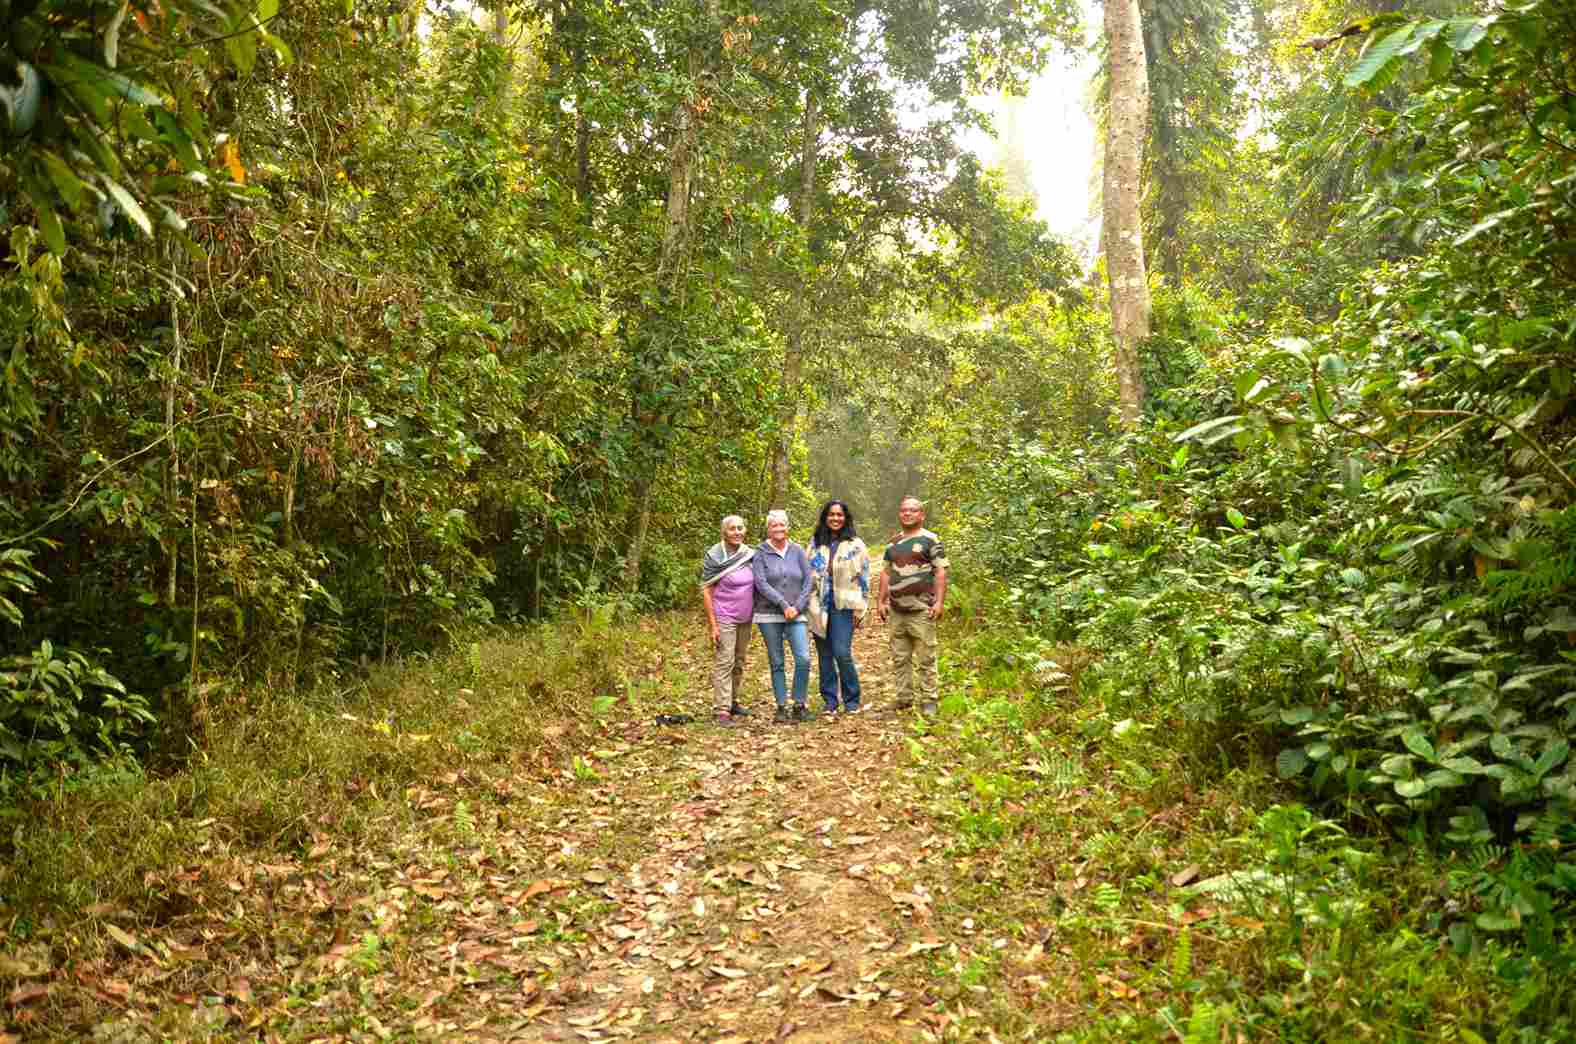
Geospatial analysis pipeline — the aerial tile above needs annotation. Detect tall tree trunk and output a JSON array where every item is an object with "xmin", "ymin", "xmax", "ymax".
[
  {"xmin": 1104, "ymin": 0, "xmax": 1150, "ymax": 425},
  {"xmin": 767, "ymin": 91, "xmax": 819, "ymax": 510},
  {"xmin": 626, "ymin": 2, "xmax": 716, "ymax": 592},
  {"xmin": 550, "ymin": 0, "xmax": 594, "ymax": 212}
]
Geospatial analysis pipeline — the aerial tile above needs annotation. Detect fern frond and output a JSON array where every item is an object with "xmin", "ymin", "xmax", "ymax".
[{"xmin": 1172, "ymin": 925, "xmax": 1193, "ymax": 981}]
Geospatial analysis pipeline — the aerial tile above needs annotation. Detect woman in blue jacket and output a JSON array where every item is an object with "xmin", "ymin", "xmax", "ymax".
[{"xmin": 752, "ymin": 509, "xmax": 815, "ymax": 723}]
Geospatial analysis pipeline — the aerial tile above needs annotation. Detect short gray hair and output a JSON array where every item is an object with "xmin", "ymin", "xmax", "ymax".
[
  {"xmin": 719, "ymin": 514, "xmax": 745, "ymax": 540},
  {"xmin": 765, "ymin": 508, "xmax": 789, "ymax": 528}
]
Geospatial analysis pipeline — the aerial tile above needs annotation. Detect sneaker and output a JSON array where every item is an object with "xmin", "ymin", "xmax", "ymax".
[
  {"xmin": 918, "ymin": 700, "xmax": 938, "ymax": 717},
  {"xmin": 729, "ymin": 702, "xmax": 753, "ymax": 718},
  {"xmin": 844, "ymin": 703, "xmax": 864, "ymax": 715},
  {"xmin": 822, "ymin": 705, "xmax": 840, "ymax": 717},
  {"xmin": 792, "ymin": 705, "xmax": 816, "ymax": 723},
  {"xmin": 773, "ymin": 706, "xmax": 791, "ymax": 724},
  {"xmin": 894, "ymin": 698, "xmax": 913, "ymax": 710},
  {"xmin": 715, "ymin": 711, "xmax": 738, "ymax": 727}
]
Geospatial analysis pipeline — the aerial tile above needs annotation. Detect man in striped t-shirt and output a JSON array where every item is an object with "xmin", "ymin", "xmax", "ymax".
[{"xmin": 876, "ymin": 495, "xmax": 948, "ymax": 715}]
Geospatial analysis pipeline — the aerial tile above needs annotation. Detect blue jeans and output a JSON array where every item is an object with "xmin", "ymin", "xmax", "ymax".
[
  {"xmin": 814, "ymin": 609, "xmax": 861, "ymax": 711},
  {"xmin": 757, "ymin": 620, "xmax": 810, "ymax": 707}
]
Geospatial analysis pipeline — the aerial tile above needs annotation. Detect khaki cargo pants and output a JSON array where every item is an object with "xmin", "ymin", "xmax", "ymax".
[
  {"xmin": 888, "ymin": 609, "xmax": 938, "ymax": 706},
  {"xmin": 712, "ymin": 621, "xmax": 750, "ymax": 711}
]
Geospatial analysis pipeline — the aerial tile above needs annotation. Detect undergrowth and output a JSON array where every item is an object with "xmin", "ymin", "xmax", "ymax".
[
  {"xmin": 907, "ymin": 587, "xmax": 1576, "ymax": 1043},
  {"xmin": 0, "ymin": 599, "xmax": 665, "ymax": 927}
]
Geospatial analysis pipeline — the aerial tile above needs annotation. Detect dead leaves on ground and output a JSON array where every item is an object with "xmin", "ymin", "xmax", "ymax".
[{"xmin": 3, "ymin": 619, "xmax": 966, "ymax": 1040}]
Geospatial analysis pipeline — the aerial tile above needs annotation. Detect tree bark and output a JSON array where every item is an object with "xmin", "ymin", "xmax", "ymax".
[
  {"xmin": 767, "ymin": 91, "xmax": 819, "ymax": 510},
  {"xmin": 626, "ymin": 1, "xmax": 717, "ymax": 592},
  {"xmin": 1104, "ymin": 0, "xmax": 1150, "ymax": 425}
]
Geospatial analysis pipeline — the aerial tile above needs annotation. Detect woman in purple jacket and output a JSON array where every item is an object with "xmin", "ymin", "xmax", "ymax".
[
  {"xmin": 752, "ymin": 509, "xmax": 815, "ymax": 723},
  {"xmin": 699, "ymin": 514, "xmax": 756, "ymax": 726}
]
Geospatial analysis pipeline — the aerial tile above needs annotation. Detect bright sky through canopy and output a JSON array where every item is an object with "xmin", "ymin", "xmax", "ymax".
[{"xmin": 964, "ymin": 3, "xmax": 1099, "ymax": 252}]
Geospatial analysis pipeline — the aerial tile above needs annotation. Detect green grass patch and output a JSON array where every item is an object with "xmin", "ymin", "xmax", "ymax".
[{"xmin": 0, "ymin": 605, "xmax": 671, "ymax": 927}]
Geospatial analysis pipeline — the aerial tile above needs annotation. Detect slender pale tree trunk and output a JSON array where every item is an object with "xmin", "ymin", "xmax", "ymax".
[
  {"xmin": 1104, "ymin": 0, "xmax": 1151, "ymax": 425},
  {"xmin": 626, "ymin": 2, "xmax": 716, "ymax": 592},
  {"xmin": 767, "ymin": 91, "xmax": 819, "ymax": 509}
]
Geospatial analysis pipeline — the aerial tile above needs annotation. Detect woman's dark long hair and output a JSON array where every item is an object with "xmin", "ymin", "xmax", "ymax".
[{"xmin": 813, "ymin": 500, "xmax": 858, "ymax": 549}]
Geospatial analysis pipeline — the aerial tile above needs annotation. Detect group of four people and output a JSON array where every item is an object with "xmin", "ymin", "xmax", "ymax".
[{"xmin": 699, "ymin": 495, "xmax": 949, "ymax": 726}]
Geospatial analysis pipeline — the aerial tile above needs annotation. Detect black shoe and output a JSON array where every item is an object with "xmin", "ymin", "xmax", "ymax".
[
  {"xmin": 774, "ymin": 706, "xmax": 791, "ymax": 724},
  {"xmin": 729, "ymin": 703, "xmax": 752, "ymax": 717},
  {"xmin": 792, "ymin": 705, "xmax": 816, "ymax": 723}
]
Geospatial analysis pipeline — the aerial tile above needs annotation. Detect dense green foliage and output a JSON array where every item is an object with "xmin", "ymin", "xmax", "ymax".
[
  {"xmin": 6, "ymin": 0, "xmax": 1576, "ymax": 1032},
  {"xmin": 1, "ymin": 0, "xmax": 1074, "ymax": 784},
  {"xmin": 928, "ymin": 1, "xmax": 1576, "ymax": 1034}
]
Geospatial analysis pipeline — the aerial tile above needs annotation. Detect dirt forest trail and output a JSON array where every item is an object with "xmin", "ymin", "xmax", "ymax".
[
  {"xmin": 514, "ymin": 621, "xmax": 959, "ymax": 1043},
  {"xmin": 37, "ymin": 619, "xmax": 1050, "ymax": 1044}
]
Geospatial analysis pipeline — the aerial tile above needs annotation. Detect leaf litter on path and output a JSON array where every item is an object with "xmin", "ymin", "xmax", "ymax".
[{"xmin": 15, "ymin": 619, "xmax": 967, "ymax": 1041}]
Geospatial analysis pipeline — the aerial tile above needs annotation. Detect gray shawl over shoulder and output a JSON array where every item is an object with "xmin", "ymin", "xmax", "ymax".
[{"xmin": 699, "ymin": 541, "xmax": 755, "ymax": 588}]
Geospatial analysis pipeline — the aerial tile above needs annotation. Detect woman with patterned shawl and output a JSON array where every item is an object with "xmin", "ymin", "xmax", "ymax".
[
  {"xmin": 806, "ymin": 499, "xmax": 869, "ymax": 716},
  {"xmin": 699, "ymin": 515, "xmax": 756, "ymax": 726}
]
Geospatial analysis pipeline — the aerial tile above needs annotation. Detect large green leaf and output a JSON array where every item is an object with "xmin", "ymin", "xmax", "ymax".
[
  {"xmin": 101, "ymin": 177, "xmax": 153, "ymax": 237},
  {"xmin": 1394, "ymin": 777, "xmax": 1431, "ymax": 799},
  {"xmin": 38, "ymin": 151, "xmax": 87, "ymax": 210},
  {"xmin": 225, "ymin": 10, "xmax": 260, "ymax": 76},
  {"xmin": 1172, "ymin": 414, "xmax": 1244, "ymax": 443},
  {"xmin": 35, "ymin": 197, "xmax": 67, "ymax": 254},
  {"xmin": 1405, "ymin": 731, "xmax": 1443, "ymax": 766},
  {"xmin": 1344, "ymin": 24, "xmax": 1417, "ymax": 89},
  {"xmin": 1276, "ymin": 747, "xmax": 1308, "ymax": 778},
  {"xmin": 104, "ymin": 0, "xmax": 131, "ymax": 69},
  {"xmin": 1532, "ymin": 741, "xmax": 1569, "ymax": 780},
  {"xmin": 1447, "ymin": 16, "xmax": 1494, "ymax": 52}
]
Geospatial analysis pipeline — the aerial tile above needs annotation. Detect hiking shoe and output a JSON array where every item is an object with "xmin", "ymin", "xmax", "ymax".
[
  {"xmin": 729, "ymin": 702, "xmax": 753, "ymax": 718},
  {"xmin": 918, "ymin": 700, "xmax": 938, "ymax": 717},
  {"xmin": 792, "ymin": 705, "xmax": 816, "ymax": 723},
  {"xmin": 773, "ymin": 706, "xmax": 791, "ymax": 724},
  {"xmin": 893, "ymin": 698, "xmax": 913, "ymax": 710}
]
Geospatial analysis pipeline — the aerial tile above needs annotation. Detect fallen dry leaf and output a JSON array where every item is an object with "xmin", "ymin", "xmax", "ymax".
[
  {"xmin": 5, "ymin": 983, "xmax": 49, "ymax": 1007},
  {"xmin": 522, "ymin": 878, "xmax": 571, "ymax": 901},
  {"xmin": 103, "ymin": 923, "xmax": 141, "ymax": 953}
]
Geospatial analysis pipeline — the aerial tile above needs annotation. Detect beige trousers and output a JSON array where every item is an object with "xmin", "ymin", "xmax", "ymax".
[
  {"xmin": 888, "ymin": 610, "xmax": 938, "ymax": 705},
  {"xmin": 712, "ymin": 621, "xmax": 750, "ymax": 711}
]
